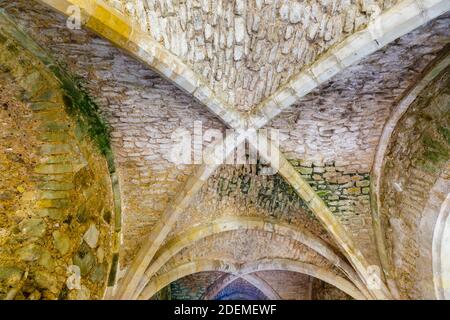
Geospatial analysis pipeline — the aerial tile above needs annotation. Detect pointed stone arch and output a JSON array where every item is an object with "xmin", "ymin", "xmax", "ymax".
[
  {"xmin": 201, "ymin": 273, "xmax": 281, "ymax": 300},
  {"xmin": 139, "ymin": 258, "xmax": 366, "ymax": 300},
  {"xmin": 34, "ymin": 0, "xmax": 450, "ymax": 300},
  {"xmin": 131, "ymin": 216, "xmax": 370, "ymax": 299}
]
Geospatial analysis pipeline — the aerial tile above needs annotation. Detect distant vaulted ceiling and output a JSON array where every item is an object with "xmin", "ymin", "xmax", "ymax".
[{"xmin": 0, "ymin": 0, "xmax": 448, "ymax": 302}]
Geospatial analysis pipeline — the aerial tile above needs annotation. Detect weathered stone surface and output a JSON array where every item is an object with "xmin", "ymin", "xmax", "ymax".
[
  {"xmin": 73, "ymin": 243, "xmax": 96, "ymax": 276},
  {"xmin": 34, "ymin": 270, "xmax": 59, "ymax": 294},
  {"xmin": 76, "ymin": 286, "xmax": 91, "ymax": 300},
  {"xmin": 0, "ymin": 266, "xmax": 23, "ymax": 286},
  {"xmin": 103, "ymin": 0, "xmax": 395, "ymax": 111},
  {"xmin": 311, "ymin": 277, "xmax": 352, "ymax": 300},
  {"xmin": 89, "ymin": 263, "xmax": 107, "ymax": 283},
  {"xmin": 38, "ymin": 249, "xmax": 56, "ymax": 270},
  {"xmin": 36, "ymin": 208, "xmax": 67, "ymax": 221},
  {"xmin": 38, "ymin": 181, "xmax": 74, "ymax": 191},
  {"xmin": 272, "ymin": 17, "xmax": 450, "ymax": 173},
  {"xmin": 0, "ymin": 16, "xmax": 115, "ymax": 300},
  {"xmin": 380, "ymin": 67, "xmax": 450, "ymax": 299},
  {"xmin": 83, "ymin": 225, "xmax": 99, "ymax": 249},
  {"xmin": 19, "ymin": 218, "xmax": 47, "ymax": 238},
  {"xmin": 34, "ymin": 164, "xmax": 73, "ymax": 175},
  {"xmin": 27, "ymin": 290, "xmax": 42, "ymax": 300},
  {"xmin": 96, "ymin": 247, "xmax": 105, "ymax": 264},
  {"xmin": 16, "ymin": 244, "xmax": 43, "ymax": 262},
  {"xmin": 52, "ymin": 231, "xmax": 71, "ymax": 255},
  {"xmin": 1, "ymin": 0, "xmax": 449, "ymax": 301},
  {"xmin": 170, "ymin": 163, "xmax": 376, "ymax": 262}
]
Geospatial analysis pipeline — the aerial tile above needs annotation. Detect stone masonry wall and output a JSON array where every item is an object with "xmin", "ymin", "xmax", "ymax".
[
  {"xmin": 290, "ymin": 161, "xmax": 375, "ymax": 261},
  {"xmin": 163, "ymin": 229, "xmax": 338, "ymax": 277},
  {"xmin": 3, "ymin": 3, "xmax": 449, "ymax": 300},
  {"xmin": 256, "ymin": 270, "xmax": 311, "ymax": 300},
  {"xmin": 380, "ymin": 66, "xmax": 450, "ymax": 299},
  {"xmin": 2, "ymin": 1, "xmax": 228, "ymax": 267},
  {"xmin": 169, "ymin": 271, "xmax": 223, "ymax": 300},
  {"xmin": 169, "ymin": 162, "xmax": 376, "ymax": 263},
  {"xmin": 0, "ymin": 17, "xmax": 115, "ymax": 300},
  {"xmin": 272, "ymin": 15, "xmax": 450, "ymax": 172},
  {"xmin": 311, "ymin": 277, "xmax": 352, "ymax": 299},
  {"xmin": 105, "ymin": 0, "xmax": 398, "ymax": 111},
  {"xmin": 213, "ymin": 277, "xmax": 268, "ymax": 300},
  {"xmin": 5, "ymin": 2, "xmax": 448, "ymax": 273},
  {"xmin": 165, "ymin": 270, "xmax": 343, "ymax": 300}
]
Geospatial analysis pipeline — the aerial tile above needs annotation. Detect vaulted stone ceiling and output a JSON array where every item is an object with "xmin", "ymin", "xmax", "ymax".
[
  {"xmin": 0, "ymin": 0, "xmax": 449, "ymax": 300},
  {"xmin": 104, "ymin": 0, "xmax": 398, "ymax": 112}
]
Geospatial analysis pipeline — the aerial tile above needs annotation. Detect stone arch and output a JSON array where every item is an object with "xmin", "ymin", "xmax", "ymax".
[
  {"xmin": 375, "ymin": 59, "xmax": 450, "ymax": 298},
  {"xmin": 406, "ymin": 163, "xmax": 450, "ymax": 299},
  {"xmin": 36, "ymin": 0, "xmax": 450, "ymax": 130},
  {"xmin": 34, "ymin": 0, "xmax": 450, "ymax": 300},
  {"xmin": 37, "ymin": 0, "xmax": 244, "ymax": 128},
  {"xmin": 131, "ymin": 216, "xmax": 371, "ymax": 300},
  {"xmin": 247, "ymin": 0, "xmax": 450, "ymax": 127},
  {"xmin": 201, "ymin": 273, "xmax": 281, "ymax": 301},
  {"xmin": 0, "ymin": 11, "xmax": 121, "ymax": 299},
  {"xmin": 210, "ymin": 276, "xmax": 271, "ymax": 300},
  {"xmin": 371, "ymin": 51, "xmax": 450, "ymax": 297},
  {"xmin": 140, "ymin": 259, "xmax": 366, "ymax": 300}
]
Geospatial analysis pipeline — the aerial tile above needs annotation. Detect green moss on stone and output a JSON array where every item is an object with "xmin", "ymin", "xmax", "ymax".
[
  {"xmin": 73, "ymin": 242, "xmax": 96, "ymax": 276},
  {"xmin": 421, "ymin": 133, "xmax": 449, "ymax": 165},
  {"xmin": 0, "ymin": 266, "xmax": 23, "ymax": 285},
  {"xmin": 0, "ymin": 12, "xmax": 114, "ymax": 172},
  {"xmin": 438, "ymin": 126, "xmax": 450, "ymax": 144}
]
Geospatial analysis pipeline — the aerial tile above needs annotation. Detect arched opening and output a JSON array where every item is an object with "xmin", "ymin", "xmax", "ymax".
[{"xmin": 153, "ymin": 270, "xmax": 353, "ymax": 300}]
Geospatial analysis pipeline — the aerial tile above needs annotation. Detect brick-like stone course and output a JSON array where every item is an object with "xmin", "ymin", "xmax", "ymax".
[
  {"xmin": 380, "ymin": 66, "xmax": 450, "ymax": 299},
  {"xmin": 311, "ymin": 277, "xmax": 352, "ymax": 300},
  {"xmin": 0, "ymin": 17, "xmax": 116, "ymax": 300},
  {"xmin": 256, "ymin": 270, "xmax": 311, "ymax": 300},
  {"xmin": 1, "ymin": 1, "xmax": 227, "ymax": 266},
  {"xmin": 163, "ymin": 229, "xmax": 339, "ymax": 279},
  {"xmin": 3, "ymin": 0, "xmax": 449, "ymax": 300},
  {"xmin": 169, "ymin": 271, "xmax": 223, "ymax": 300}
]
